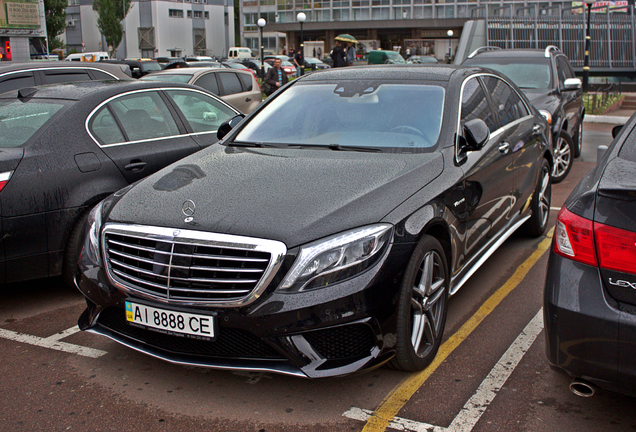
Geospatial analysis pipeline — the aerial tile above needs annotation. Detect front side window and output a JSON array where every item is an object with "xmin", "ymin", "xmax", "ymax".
[
  {"xmin": 165, "ymin": 90, "xmax": 237, "ymax": 133},
  {"xmin": 235, "ymin": 82, "xmax": 445, "ymax": 151},
  {"xmin": 460, "ymin": 77, "xmax": 497, "ymax": 132},
  {"xmin": 481, "ymin": 76, "xmax": 527, "ymax": 127},
  {"xmin": 218, "ymin": 73, "xmax": 243, "ymax": 95},
  {"xmin": 0, "ymin": 99, "xmax": 66, "ymax": 147}
]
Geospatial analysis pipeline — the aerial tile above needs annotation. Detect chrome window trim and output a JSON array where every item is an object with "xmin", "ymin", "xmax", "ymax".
[
  {"xmin": 456, "ymin": 73, "xmax": 534, "ymax": 162},
  {"xmin": 101, "ymin": 223, "xmax": 287, "ymax": 307},
  {"xmin": 85, "ymin": 87, "xmax": 238, "ymax": 148},
  {"xmin": 0, "ymin": 66, "xmax": 119, "ymax": 80}
]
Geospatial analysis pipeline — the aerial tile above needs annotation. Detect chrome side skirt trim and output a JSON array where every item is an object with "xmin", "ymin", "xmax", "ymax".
[{"xmin": 450, "ymin": 214, "xmax": 531, "ymax": 296}]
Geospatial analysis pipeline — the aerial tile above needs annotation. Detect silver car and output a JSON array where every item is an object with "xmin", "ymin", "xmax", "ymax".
[{"xmin": 140, "ymin": 67, "xmax": 262, "ymax": 114}]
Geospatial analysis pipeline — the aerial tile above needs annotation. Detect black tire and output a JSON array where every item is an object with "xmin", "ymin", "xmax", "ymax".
[
  {"xmin": 573, "ymin": 121, "xmax": 583, "ymax": 158},
  {"xmin": 551, "ymin": 130, "xmax": 574, "ymax": 184},
  {"xmin": 62, "ymin": 209, "xmax": 91, "ymax": 288},
  {"xmin": 390, "ymin": 235, "xmax": 449, "ymax": 372},
  {"xmin": 523, "ymin": 158, "xmax": 552, "ymax": 237}
]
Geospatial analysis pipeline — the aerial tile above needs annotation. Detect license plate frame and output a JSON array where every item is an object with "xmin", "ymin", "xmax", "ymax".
[{"xmin": 125, "ymin": 301, "xmax": 217, "ymax": 341}]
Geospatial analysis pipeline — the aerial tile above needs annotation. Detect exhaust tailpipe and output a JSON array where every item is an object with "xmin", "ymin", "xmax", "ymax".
[{"xmin": 569, "ymin": 378, "xmax": 596, "ymax": 397}]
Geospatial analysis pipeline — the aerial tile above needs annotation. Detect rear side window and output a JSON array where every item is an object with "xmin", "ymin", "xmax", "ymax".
[
  {"xmin": 91, "ymin": 70, "xmax": 117, "ymax": 80},
  {"xmin": 43, "ymin": 70, "xmax": 92, "ymax": 84},
  {"xmin": 237, "ymin": 73, "xmax": 253, "ymax": 91},
  {"xmin": 193, "ymin": 73, "xmax": 220, "ymax": 95},
  {"xmin": 90, "ymin": 106, "xmax": 126, "ymax": 145},
  {"xmin": 165, "ymin": 89, "xmax": 237, "ymax": 133},
  {"xmin": 102, "ymin": 91, "xmax": 180, "ymax": 143},
  {"xmin": 0, "ymin": 99, "xmax": 66, "ymax": 147},
  {"xmin": 461, "ymin": 77, "xmax": 497, "ymax": 132},
  {"xmin": 0, "ymin": 72, "xmax": 36, "ymax": 94},
  {"xmin": 218, "ymin": 72, "xmax": 243, "ymax": 95}
]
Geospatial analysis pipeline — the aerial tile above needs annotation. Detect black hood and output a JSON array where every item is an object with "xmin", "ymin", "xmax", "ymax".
[
  {"xmin": 522, "ymin": 89, "xmax": 559, "ymax": 114},
  {"xmin": 106, "ymin": 145, "xmax": 444, "ymax": 248}
]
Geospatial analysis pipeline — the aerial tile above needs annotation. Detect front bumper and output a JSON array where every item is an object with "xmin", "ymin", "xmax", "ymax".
[
  {"xmin": 544, "ymin": 249, "xmax": 636, "ymax": 395},
  {"xmin": 76, "ymin": 242, "xmax": 412, "ymax": 378}
]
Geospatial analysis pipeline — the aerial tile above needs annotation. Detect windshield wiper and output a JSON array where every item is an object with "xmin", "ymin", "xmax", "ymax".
[
  {"xmin": 226, "ymin": 141, "xmax": 287, "ymax": 148},
  {"xmin": 297, "ymin": 143, "xmax": 382, "ymax": 153}
]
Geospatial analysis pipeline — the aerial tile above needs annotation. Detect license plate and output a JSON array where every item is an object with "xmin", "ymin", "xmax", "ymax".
[{"xmin": 125, "ymin": 301, "xmax": 216, "ymax": 340}]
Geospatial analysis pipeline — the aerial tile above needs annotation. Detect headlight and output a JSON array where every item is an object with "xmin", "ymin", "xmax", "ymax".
[
  {"xmin": 278, "ymin": 224, "xmax": 393, "ymax": 292},
  {"xmin": 84, "ymin": 201, "xmax": 103, "ymax": 266}
]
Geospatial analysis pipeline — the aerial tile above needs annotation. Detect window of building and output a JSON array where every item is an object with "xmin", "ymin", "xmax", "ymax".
[
  {"xmin": 193, "ymin": 10, "xmax": 203, "ymax": 18},
  {"xmin": 169, "ymin": 9, "xmax": 184, "ymax": 18},
  {"xmin": 68, "ymin": 0, "xmax": 79, "ymax": 5},
  {"xmin": 187, "ymin": 10, "xmax": 192, "ymax": 18},
  {"xmin": 205, "ymin": 11, "xmax": 209, "ymax": 19}
]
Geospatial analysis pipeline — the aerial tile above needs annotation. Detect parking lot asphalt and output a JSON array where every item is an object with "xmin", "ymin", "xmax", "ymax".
[{"xmin": 1, "ymin": 122, "xmax": 635, "ymax": 432}]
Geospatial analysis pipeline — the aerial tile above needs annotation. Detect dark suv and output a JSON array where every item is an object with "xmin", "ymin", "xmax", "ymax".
[{"xmin": 463, "ymin": 46, "xmax": 584, "ymax": 183}]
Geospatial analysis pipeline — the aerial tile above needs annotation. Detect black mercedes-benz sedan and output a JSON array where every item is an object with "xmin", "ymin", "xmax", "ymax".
[
  {"xmin": 76, "ymin": 65, "xmax": 553, "ymax": 378},
  {"xmin": 545, "ymin": 115, "xmax": 636, "ymax": 397},
  {"xmin": 0, "ymin": 80, "xmax": 239, "ymax": 285}
]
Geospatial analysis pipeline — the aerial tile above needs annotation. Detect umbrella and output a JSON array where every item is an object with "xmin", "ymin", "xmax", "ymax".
[{"xmin": 335, "ymin": 34, "xmax": 358, "ymax": 44}]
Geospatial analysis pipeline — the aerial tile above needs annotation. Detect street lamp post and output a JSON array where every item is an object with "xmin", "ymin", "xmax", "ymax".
[
  {"xmin": 582, "ymin": 0, "xmax": 595, "ymax": 93},
  {"xmin": 257, "ymin": 18, "xmax": 266, "ymax": 80},
  {"xmin": 447, "ymin": 30, "xmax": 454, "ymax": 64},
  {"xmin": 297, "ymin": 12, "xmax": 306, "ymax": 76}
]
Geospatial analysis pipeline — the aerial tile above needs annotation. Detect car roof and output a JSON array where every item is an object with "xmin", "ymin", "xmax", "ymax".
[
  {"xmin": 298, "ymin": 64, "xmax": 478, "ymax": 82},
  {"xmin": 0, "ymin": 79, "xmax": 211, "ymax": 101},
  {"xmin": 0, "ymin": 61, "xmax": 132, "ymax": 77},
  {"xmin": 144, "ymin": 67, "xmax": 254, "ymax": 79},
  {"xmin": 466, "ymin": 48, "xmax": 555, "ymax": 60}
]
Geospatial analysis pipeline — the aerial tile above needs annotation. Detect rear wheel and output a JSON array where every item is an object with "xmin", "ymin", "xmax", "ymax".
[
  {"xmin": 552, "ymin": 130, "xmax": 573, "ymax": 183},
  {"xmin": 390, "ymin": 235, "xmax": 449, "ymax": 371},
  {"xmin": 523, "ymin": 158, "xmax": 552, "ymax": 237}
]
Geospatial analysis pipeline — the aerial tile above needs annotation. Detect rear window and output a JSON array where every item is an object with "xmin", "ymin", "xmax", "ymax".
[
  {"xmin": 0, "ymin": 99, "xmax": 66, "ymax": 147},
  {"xmin": 464, "ymin": 57, "xmax": 552, "ymax": 90},
  {"xmin": 139, "ymin": 74, "xmax": 192, "ymax": 83}
]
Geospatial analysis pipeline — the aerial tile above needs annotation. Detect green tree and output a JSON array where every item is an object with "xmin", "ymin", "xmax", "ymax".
[
  {"xmin": 44, "ymin": 0, "xmax": 68, "ymax": 51},
  {"xmin": 92, "ymin": 0, "xmax": 132, "ymax": 58}
]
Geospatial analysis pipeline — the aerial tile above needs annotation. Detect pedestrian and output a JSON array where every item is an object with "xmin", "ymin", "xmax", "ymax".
[
  {"xmin": 263, "ymin": 58, "xmax": 289, "ymax": 96},
  {"xmin": 313, "ymin": 47, "xmax": 316, "ymax": 58},
  {"xmin": 294, "ymin": 49, "xmax": 303, "ymax": 77},
  {"xmin": 317, "ymin": 47, "xmax": 322, "ymax": 58},
  {"xmin": 330, "ymin": 41, "xmax": 346, "ymax": 68},
  {"xmin": 345, "ymin": 42, "xmax": 356, "ymax": 66}
]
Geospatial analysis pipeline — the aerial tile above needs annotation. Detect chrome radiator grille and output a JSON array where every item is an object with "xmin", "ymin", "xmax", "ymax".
[{"xmin": 102, "ymin": 225, "xmax": 287, "ymax": 306}]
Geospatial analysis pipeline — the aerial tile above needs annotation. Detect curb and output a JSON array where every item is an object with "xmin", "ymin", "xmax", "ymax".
[{"xmin": 583, "ymin": 114, "xmax": 630, "ymax": 124}]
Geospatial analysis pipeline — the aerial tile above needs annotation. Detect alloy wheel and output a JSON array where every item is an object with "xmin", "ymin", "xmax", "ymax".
[
  {"xmin": 410, "ymin": 250, "xmax": 446, "ymax": 358},
  {"xmin": 537, "ymin": 165, "xmax": 551, "ymax": 228},
  {"xmin": 553, "ymin": 135, "xmax": 572, "ymax": 178}
]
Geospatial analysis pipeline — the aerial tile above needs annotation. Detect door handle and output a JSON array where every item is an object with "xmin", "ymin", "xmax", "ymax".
[
  {"xmin": 532, "ymin": 125, "xmax": 542, "ymax": 135},
  {"xmin": 245, "ymin": 97, "xmax": 252, "ymax": 102},
  {"xmin": 498, "ymin": 142, "xmax": 510, "ymax": 154},
  {"xmin": 124, "ymin": 161, "xmax": 147, "ymax": 171}
]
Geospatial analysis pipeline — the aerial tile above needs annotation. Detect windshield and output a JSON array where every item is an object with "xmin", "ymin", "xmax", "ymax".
[
  {"xmin": 465, "ymin": 57, "xmax": 552, "ymax": 89},
  {"xmin": 142, "ymin": 62, "xmax": 162, "ymax": 72},
  {"xmin": 387, "ymin": 52, "xmax": 405, "ymax": 64},
  {"xmin": 140, "ymin": 74, "xmax": 193, "ymax": 83},
  {"xmin": 234, "ymin": 82, "xmax": 444, "ymax": 152},
  {"xmin": 0, "ymin": 99, "xmax": 66, "ymax": 147}
]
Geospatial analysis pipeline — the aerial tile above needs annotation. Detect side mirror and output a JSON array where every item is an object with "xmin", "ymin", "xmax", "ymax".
[
  {"xmin": 563, "ymin": 78, "xmax": 582, "ymax": 91},
  {"xmin": 217, "ymin": 114, "xmax": 245, "ymax": 140},
  {"xmin": 463, "ymin": 118, "xmax": 490, "ymax": 150},
  {"xmin": 612, "ymin": 124, "xmax": 623, "ymax": 138}
]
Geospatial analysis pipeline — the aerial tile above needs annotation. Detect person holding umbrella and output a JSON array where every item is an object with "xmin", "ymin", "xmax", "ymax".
[
  {"xmin": 330, "ymin": 41, "xmax": 346, "ymax": 68},
  {"xmin": 334, "ymin": 34, "xmax": 358, "ymax": 67}
]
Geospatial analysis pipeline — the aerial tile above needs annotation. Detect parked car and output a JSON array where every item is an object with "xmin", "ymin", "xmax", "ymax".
[
  {"xmin": 264, "ymin": 55, "xmax": 290, "ymax": 63},
  {"xmin": 100, "ymin": 59, "xmax": 162, "ymax": 78},
  {"xmin": 221, "ymin": 61, "xmax": 258, "ymax": 78},
  {"xmin": 65, "ymin": 52, "xmax": 109, "ymax": 62},
  {"xmin": 462, "ymin": 46, "xmax": 584, "ymax": 183},
  {"xmin": 153, "ymin": 57, "xmax": 184, "ymax": 69},
  {"xmin": 367, "ymin": 50, "xmax": 406, "ymax": 64},
  {"xmin": 0, "ymin": 80, "xmax": 239, "ymax": 286},
  {"xmin": 75, "ymin": 65, "xmax": 552, "ymax": 378},
  {"xmin": 239, "ymin": 59, "xmax": 272, "ymax": 76},
  {"xmin": 544, "ymin": 117, "xmax": 636, "ymax": 397},
  {"xmin": 303, "ymin": 57, "xmax": 330, "ymax": 70},
  {"xmin": 227, "ymin": 47, "xmax": 253, "ymax": 61},
  {"xmin": 140, "ymin": 67, "xmax": 262, "ymax": 113},
  {"xmin": 407, "ymin": 55, "xmax": 439, "ymax": 64},
  {"xmin": 0, "ymin": 61, "xmax": 132, "ymax": 94},
  {"xmin": 264, "ymin": 59, "xmax": 295, "ymax": 75}
]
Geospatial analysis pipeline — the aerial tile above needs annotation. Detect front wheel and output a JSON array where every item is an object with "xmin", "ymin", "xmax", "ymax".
[
  {"xmin": 523, "ymin": 158, "xmax": 552, "ymax": 237},
  {"xmin": 552, "ymin": 130, "xmax": 574, "ymax": 183},
  {"xmin": 390, "ymin": 235, "xmax": 449, "ymax": 372},
  {"xmin": 573, "ymin": 121, "xmax": 583, "ymax": 158}
]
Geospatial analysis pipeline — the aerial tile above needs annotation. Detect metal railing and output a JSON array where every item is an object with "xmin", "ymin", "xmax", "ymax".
[{"xmin": 470, "ymin": 3, "xmax": 636, "ymax": 71}]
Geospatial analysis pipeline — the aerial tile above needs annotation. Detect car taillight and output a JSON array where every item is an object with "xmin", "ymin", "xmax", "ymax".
[
  {"xmin": 595, "ymin": 222, "xmax": 636, "ymax": 275},
  {"xmin": 0, "ymin": 171, "xmax": 13, "ymax": 193},
  {"xmin": 554, "ymin": 207, "xmax": 636, "ymax": 275},
  {"xmin": 554, "ymin": 207, "xmax": 597, "ymax": 266}
]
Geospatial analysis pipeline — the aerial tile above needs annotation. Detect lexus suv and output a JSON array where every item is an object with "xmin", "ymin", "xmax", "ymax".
[{"xmin": 463, "ymin": 46, "xmax": 584, "ymax": 183}]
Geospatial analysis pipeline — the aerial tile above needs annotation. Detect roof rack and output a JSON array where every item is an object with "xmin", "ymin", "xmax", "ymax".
[
  {"xmin": 467, "ymin": 46, "xmax": 501, "ymax": 59},
  {"xmin": 544, "ymin": 45, "xmax": 561, "ymax": 58}
]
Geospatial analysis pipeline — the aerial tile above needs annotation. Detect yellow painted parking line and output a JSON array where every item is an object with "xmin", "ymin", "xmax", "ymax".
[{"xmin": 361, "ymin": 229, "xmax": 554, "ymax": 432}]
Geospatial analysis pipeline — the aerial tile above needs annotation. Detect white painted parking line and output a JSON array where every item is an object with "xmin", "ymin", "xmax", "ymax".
[
  {"xmin": 343, "ymin": 309, "xmax": 544, "ymax": 432},
  {"xmin": 0, "ymin": 326, "xmax": 107, "ymax": 358}
]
